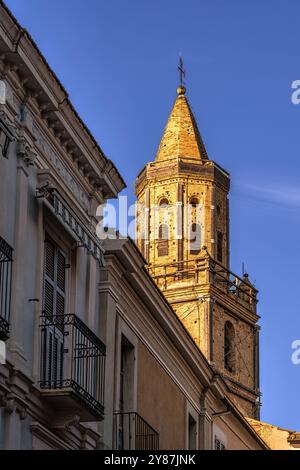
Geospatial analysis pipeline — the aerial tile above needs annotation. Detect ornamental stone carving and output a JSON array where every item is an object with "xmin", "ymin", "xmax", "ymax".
[{"xmin": 17, "ymin": 137, "xmax": 37, "ymax": 167}]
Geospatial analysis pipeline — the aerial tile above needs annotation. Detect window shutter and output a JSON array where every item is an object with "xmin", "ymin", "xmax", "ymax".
[
  {"xmin": 44, "ymin": 241, "xmax": 55, "ymax": 319},
  {"xmin": 45, "ymin": 242, "xmax": 55, "ymax": 280},
  {"xmin": 43, "ymin": 241, "xmax": 66, "ymax": 320},
  {"xmin": 215, "ymin": 437, "xmax": 226, "ymax": 450},
  {"xmin": 56, "ymin": 250, "xmax": 65, "ymax": 330},
  {"xmin": 42, "ymin": 239, "xmax": 66, "ymax": 387},
  {"xmin": 57, "ymin": 251, "xmax": 65, "ymax": 293}
]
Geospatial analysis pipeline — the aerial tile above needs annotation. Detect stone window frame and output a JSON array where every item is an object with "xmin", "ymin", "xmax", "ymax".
[{"xmin": 0, "ymin": 116, "xmax": 14, "ymax": 159}]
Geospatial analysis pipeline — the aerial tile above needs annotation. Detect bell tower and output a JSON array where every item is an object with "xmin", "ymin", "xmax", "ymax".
[{"xmin": 135, "ymin": 74, "xmax": 261, "ymax": 419}]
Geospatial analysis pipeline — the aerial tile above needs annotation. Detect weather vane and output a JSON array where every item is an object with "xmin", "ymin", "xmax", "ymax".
[{"xmin": 178, "ymin": 55, "xmax": 186, "ymax": 87}]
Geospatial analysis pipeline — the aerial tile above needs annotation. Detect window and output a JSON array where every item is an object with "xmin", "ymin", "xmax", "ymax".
[
  {"xmin": 159, "ymin": 197, "xmax": 169, "ymax": 208},
  {"xmin": 190, "ymin": 197, "xmax": 199, "ymax": 208},
  {"xmin": 41, "ymin": 239, "xmax": 66, "ymax": 387},
  {"xmin": 215, "ymin": 437, "xmax": 226, "ymax": 450},
  {"xmin": 0, "ymin": 128, "xmax": 10, "ymax": 159},
  {"xmin": 224, "ymin": 321, "xmax": 235, "ymax": 373},
  {"xmin": 119, "ymin": 336, "xmax": 135, "ymax": 414},
  {"xmin": 157, "ymin": 224, "xmax": 169, "ymax": 257},
  {"xmin": 0, "ymin": 236, "xmax": 13, "ymax": 340},
  {"xmin": 43, "ymin": 239, "xmax": 66, "ymax": 321},
  {"xmin": 190, "ymin": 223, "xmax": 201, "ymax": 255},
  {"xmin": 188, "ymin": 414, "xmax": 197, "ymax": 450},
  {"xmin": 217, "ymin": 231, "xmax": 223, "ymax": 263},
  {"xmin": 117, "ymin": 336, "xmax": 135, "ymax": 450},
  {"xmin": 0, "ymin": 115, "xmax": 13, "ymax": 159}
]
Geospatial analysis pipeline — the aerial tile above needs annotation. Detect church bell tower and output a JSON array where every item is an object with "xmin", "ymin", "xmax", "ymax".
[{"xmin": 135, "ymin": 67, "xmax": 261, "ymax": 419}]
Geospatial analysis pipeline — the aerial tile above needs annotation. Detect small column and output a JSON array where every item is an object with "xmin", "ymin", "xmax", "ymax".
[
  {"xmin": 5, "ymin": 402, "xmax": 21, "ymax": 450},
  {"xmin": 145, "ymin": 188, "xmax": 150, "ymax": 261},
  {"xmin": 226, "ymin": 197, "xmax": 230, "ymax": 269},
  {"xmin": 254, "ymin": 325, "xmax": 260, "ymax": 419},
  {"xmin": 9, "ymin": 140, "xmax": 36, "ymax": 368},
  {"xmin": 86, "ymin": 254, "xmax": 97, "ymax": 329},
  {"xmin": 199, "ymin": 295, "xmax": 214, "ymax": 362},
  {"xmin": 210, "ymin": 184, "xmax": 216, "ymax": 258},
  {"xmin": 74, "ymin": 246, "xmax": 87, "ymax": 320},
  {"xmin": 176, "ymin": 183, "xmax": 184, "ymax": 263},
  {"xmin": 199, "ymin": 390, "xmax": 212, "ymax": 450}
]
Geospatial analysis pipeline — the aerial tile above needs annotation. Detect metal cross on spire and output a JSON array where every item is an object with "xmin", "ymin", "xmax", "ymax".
[{"xmin": 178, "ymin": 55, "xmax": 186, "ymax": 87}]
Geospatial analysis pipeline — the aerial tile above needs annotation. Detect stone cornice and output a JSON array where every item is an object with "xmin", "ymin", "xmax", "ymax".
[
  {"xmin": 136, "ymin": 158, "xmax": 230, "ymax": 196},
  {"xmin": 0, "ymin": 1, "xmax": 126, "ymax": 200}
]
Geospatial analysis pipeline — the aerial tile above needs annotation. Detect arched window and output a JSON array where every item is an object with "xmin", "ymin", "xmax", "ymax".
[
  {"xmin": 224, "ymin": 321, "xmax": 235, "ymax": 373},
  {"xmin": 190, "ymin": 197, "xmax": 199, "ymax": 208},
  {"xmin": 159, "ymin": 198, "xmax": 169, "ymax": 209},
  {"xmin": 157, "ymin": 224, "xmax": 169, "ymax": 256},
  {"xmin": 190, "ymin": 223, "xmax": 201, "ymax": 255}
]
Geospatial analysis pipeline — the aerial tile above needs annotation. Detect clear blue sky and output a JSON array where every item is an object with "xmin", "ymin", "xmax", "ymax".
[{"xmin": 5, "ymin": 0, "xmax": 300, "ymax": 430}]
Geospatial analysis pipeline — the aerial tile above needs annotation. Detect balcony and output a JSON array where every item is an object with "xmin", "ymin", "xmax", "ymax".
[
  {"xmin": 148, "ymin": 254, "xmax": 258, "ymax": 314},
  {"xmin": 0, "ymin": 236, "xmax": 13, "ymax": 340},
  {"xmin": 113, "ymin": 412, "xmax": 159, "ymax": 450},
  {"xmin": 40, "ymin": 313, "xmax": 106, "ymax": 421}
]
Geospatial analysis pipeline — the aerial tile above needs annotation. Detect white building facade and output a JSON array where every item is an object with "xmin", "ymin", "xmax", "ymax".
[{"xmin": 0, "ymin": 2, "xmax": 125, "ymax": 450}]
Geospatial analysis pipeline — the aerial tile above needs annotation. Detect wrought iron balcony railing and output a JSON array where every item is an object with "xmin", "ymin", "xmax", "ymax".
[
  {"xmin": 0, "ymin": 236, "xmax": 13, "ymax": 340},
  {"xmin": 148, "ymin": 254, "xmax": 258, "ymax": 313},
  {"xmin": 113, "ymin": 412, "xmax": 159, "ymax": 450},
  {"xmin": 40, "ymin": 313, "xmax": 106, "ymax": 420}
]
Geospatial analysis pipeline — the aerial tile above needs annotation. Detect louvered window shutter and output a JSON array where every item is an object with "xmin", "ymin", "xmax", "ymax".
[
  {"xmin": 215, "ymin": 437, "xmax": 226, "ymax": 450},
  {"xmin": 56, "ymin": 250, "xmax": 65, "ymax": 329},
  {"xmin": 44, "ymin": 241, "xmax": 55, "ymax": 318},
  {"xmin": 43, "ymin": 241, "xmax": 66, "ymax": 319},
  {"xmin": 42, "ymin": 240, "xmax": 66, "ymax": 388}
]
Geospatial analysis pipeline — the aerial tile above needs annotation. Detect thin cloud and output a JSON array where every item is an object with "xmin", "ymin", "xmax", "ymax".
[{"xmin": 233, "ymin": 181, "xmax": 300, "ymax": 208}]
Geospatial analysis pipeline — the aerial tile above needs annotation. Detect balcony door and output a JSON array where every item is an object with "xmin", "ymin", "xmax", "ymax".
[
  {"xmin": 41, "ymin": 239, "xmax": 66, "ymax": 389},
  {"xmin": 117, "ymin": 336, "xmax": 135, "ymax": 449}
]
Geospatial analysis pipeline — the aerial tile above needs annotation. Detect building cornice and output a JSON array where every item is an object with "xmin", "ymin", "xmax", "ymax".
[
  {"xmin": 0, "ymin": 0, "xmax": 126, "ymax": 200},
  {"xmin": 104, "ymin": 238, "xmax": 235, "ymax": 392}
]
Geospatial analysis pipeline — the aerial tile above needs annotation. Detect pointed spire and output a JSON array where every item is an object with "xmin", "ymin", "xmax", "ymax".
[{"xmin": 155, "ymin": 62, "xmax": 208, "ymax": 162}]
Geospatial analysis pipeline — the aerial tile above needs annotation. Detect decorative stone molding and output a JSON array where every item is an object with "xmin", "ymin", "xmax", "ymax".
[
  {"xmin": 0, "ymin": 393, "xmax": 28, "ymax": 420},
  {"xmin": 17, "ymin": 137, "xmax": 37, "ymax": 167},
  {"xmin": 30, "ymin": 422, "xmax": 72, "ymax": 450},
  {"xmin": 3, "ymin": 397, "xmax": 15, "ymax": 414},
  {"xmin": 50, "ymin": 413, "xmax": 81, "ymax": 431},
  {"xmin": 32, "ymin": 124, "xmax": 91, "ymax": 210}
]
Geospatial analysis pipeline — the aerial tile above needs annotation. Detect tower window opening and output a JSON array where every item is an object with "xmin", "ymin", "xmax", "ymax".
[
  {"xmin": 190, "ymin": 223, "xmax": 201, "ymax": 255},
  {"xmin": 159, "ymin": 198, "xmax": 169, "ymax": 209},
  {"xmin": 224, "ymin": 321, "xmax": 235, "ymax": 373},
  {"xmin": 217, "ymin": 231, "xmax": 223, "ymax": 263},
  {"xmin": 157, "ymin": 224, "xmax": 169, "ymax": 257},
  {"xmin": 190, "ymin": 197, "xmax": 199, "ymax": 208}
]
